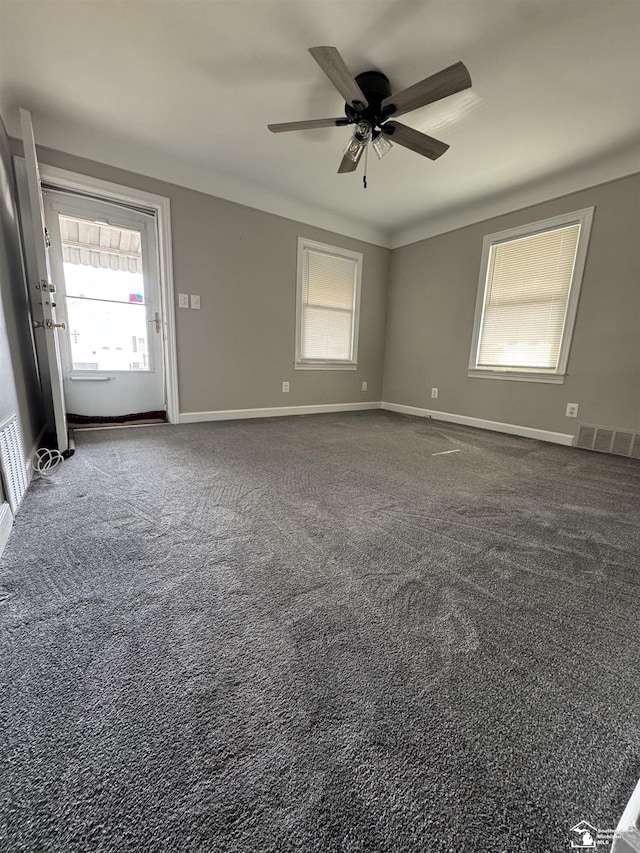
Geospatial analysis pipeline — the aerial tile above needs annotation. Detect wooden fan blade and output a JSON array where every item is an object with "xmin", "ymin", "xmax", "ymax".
[
  {"xmin": 382, "ymin": 122, "xmax": 450, "ymax": 160},
  {"xmin": 337, "ymin": 152, "xmax": 359, "ymax": 173},
  {"xmin": 309, "ymin": 46, "xmax": 369, "ymax": 109},
  {"xmin": 268, "ymin": 117, "xmax": 350, "ymax": 133},
  {"xmin": 381, "ymin": 61, "xmax": 472, "ymax": 119}
]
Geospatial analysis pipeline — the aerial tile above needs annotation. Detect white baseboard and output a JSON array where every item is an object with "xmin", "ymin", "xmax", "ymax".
[
  {"xmin": 179, "ymin": 401, "xmax": 383, "ymax": 424},
  {"xmin": 178, "ymin": 399, "xmax": 574, "ymax": 446},
  {"xmin": 381, "ymin": 401, "xmax": 575, "ymax": 447},
  {"xmin": 0, "ymin": 501, "xmax": 13, "ymax": 561}
]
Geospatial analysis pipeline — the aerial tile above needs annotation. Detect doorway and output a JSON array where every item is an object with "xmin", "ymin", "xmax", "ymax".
[
  {"xmin": 14, "ymin": 125, "xmax": 179, "ymax": 443},
  {"xmin": 43, "ymin": 192, "xmax": 166, "ymax": 424}
]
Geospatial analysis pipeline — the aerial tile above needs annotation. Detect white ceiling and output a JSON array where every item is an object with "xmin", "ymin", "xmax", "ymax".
[{"xmin": 1, "ymin": 0, "xmax": 639, "ymax": 248}]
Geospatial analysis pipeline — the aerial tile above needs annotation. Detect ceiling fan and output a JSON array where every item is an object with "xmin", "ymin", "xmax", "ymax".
[{"xmin": 268, "ymin": 47, "xmax": 472, "ymax": 176}]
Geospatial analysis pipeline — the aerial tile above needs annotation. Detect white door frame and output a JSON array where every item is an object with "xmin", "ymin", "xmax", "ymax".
[{"xmin": 14, "ymin": 159, "xmax": 180, "ymax": 424}]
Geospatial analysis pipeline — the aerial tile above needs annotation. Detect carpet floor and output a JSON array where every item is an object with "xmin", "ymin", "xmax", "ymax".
[{"xmin": 1, "ymin": 411, "xmax": 639, "ymax": 852}]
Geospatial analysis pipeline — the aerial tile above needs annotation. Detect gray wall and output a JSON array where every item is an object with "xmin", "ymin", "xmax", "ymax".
[
  {"xmin": 383, "ymin": 174, "xmax": 640, "ymax": 436},
  {"xmin": 17, "ymin": 144, "xmax": 390, "ymax": 415},
  {"xmin": 7, "ymin": 135, "xmax": 638, "ymax": 438},
  {"xmin": 0, "ymin": 115, "xmax": 43, "ymax": 464}
]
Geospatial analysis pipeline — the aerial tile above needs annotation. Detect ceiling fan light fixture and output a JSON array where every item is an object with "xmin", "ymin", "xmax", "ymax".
[
  {"xmin": 344, "ymin": 121, "xmax": 371, "ymax": 163},
  {"xmin": 343, "ymin": 138, "xmax": 362, "ymax": 164},
  {"xmin": 372, "ymin": 134, "xmax": 393, "ymax": 160},
  {"xmin": 343, "ymin": 136, "xmax": 365, "ymax": 164}
]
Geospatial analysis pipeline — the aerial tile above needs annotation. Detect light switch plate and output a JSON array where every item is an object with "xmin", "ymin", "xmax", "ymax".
[
  {"xmin": 178, "ymin": 293, "xmax": 189, "ymax": 309},
  {"xmin": 190, "ymin": 294, "xmax": 201, "ymax": 310}
]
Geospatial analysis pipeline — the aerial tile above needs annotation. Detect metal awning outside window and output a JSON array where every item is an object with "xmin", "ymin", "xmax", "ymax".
[{"xmin": 59, "ymin": 215, "xmax": 142, "ymax": 274}]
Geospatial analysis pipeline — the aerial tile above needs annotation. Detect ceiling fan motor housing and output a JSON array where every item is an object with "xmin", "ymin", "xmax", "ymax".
[{"xmin": 345, "ymin": 70, "xmax": 392, "ymax": 136}]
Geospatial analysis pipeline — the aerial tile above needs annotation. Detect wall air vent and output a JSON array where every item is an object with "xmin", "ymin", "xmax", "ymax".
[
  {"xmin": 0, "ymin": 415, "xmax": 29, "ymax": 514},
  {"xmin": 576, "ymin": 423, "xmax": 639, "ymax": 459},
  {"xmin": 593, "ymin": 428, "xmax": 614, "ymax": 453},
  {"xmin": 576, "ymin": 426, "xmax": 596, "ymax": 450},
  {"xmin": 612, "ymin": 431, "xmax": 634, "ymax": 457}
]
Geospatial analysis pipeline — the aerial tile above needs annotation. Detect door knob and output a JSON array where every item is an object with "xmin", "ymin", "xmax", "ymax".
[{"xmin": 147, "ymin": 311, "xmax": 161, "ymax": 333}]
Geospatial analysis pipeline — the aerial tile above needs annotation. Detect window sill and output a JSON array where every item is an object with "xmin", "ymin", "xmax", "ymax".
[
  {"xmin": 468, "ymin": 369, "xmax": 566, "ymax": 384},
  {"xmin": 295, "ymin": 362, "xmax": 358, "ymax": 371}
]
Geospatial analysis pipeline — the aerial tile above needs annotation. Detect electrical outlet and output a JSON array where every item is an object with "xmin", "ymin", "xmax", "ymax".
[
  {"xmin": 178, "ymin": 293, "xmax": 189, "ymax": 309},
  {"xmin": 431, "ymin": 387, "xmax": 439, "ymax": 399},
  {"xmin": 361, "ymin": 381, "xmax": 368, "ymax": 392},
  {"xmin": 190, "ymin": 294, "xmax": 201, "ymax": 310},
  {"xmin": 282, "ymin": 381, "xmax": 290, "ymax": 393},
  {"xmin": 566, "ymin": 403, "xmax": 579, "ymax": 418}
]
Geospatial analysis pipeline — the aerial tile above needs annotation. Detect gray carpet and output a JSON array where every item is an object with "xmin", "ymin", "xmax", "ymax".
[{"xmin": 1, "ymin": 410, "xmax": 639, "ymax": 853}]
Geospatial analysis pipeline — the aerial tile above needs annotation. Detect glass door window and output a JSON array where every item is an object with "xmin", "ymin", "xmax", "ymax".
[{"xmin": 59, "ymin": 215, "xmax": 150, "ymax": 372}]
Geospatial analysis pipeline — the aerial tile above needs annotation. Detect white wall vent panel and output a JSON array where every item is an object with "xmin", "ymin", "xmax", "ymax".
[
  {"xmin": 0, "ymin": 415, "xmax": 29, "ymax": 513},
  {"xmin": 576, "ymin": 423, "xmax": 639, "ymax": 459}
]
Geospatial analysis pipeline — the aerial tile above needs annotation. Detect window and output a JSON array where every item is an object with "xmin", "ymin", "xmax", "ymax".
[
  {"xmin": 59, "ymin": 214, "xmax": 151, "ymax": 373},
  {"xmin": 295, "ymin": 238, "xmax": 362, "ymax": 370},
  {"xmin": 468, "ymin": 208, "xmax": 594, "ymax": 383}
]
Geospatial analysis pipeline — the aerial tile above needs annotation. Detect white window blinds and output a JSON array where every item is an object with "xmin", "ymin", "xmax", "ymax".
[
  {"xmin": 476, "ymin": 223, "xmax": 581, "ymax": 371},
  {"xmin": 300, "ymin": 246, "xmax": 358, "ymax": 362}
]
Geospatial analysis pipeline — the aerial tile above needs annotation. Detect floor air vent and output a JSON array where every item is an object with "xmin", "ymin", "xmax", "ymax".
[
  {"xmin": 0, "ymin": 415, "xmax": 29, "ymax": 513},
  {"xmin": 577, "ymin": 424, "xmax": 639, "ymax": 459}
]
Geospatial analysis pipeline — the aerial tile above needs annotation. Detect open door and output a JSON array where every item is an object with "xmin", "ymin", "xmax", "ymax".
[
  {"xmin": 43, "ymin": 192, "xmax": 166, "ymax": 421},
  {"xmin": 16, "ymin": 108, "xmax": 68, "ymax": 454}
]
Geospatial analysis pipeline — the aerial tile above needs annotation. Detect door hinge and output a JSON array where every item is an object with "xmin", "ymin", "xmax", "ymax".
[
  {"xmin": 45, "ymin": 319, "xmax": 66, "ymax": 330},
  {"xmin": 37, "ymin": 280, "xmax": 56, "ymax": 293}
]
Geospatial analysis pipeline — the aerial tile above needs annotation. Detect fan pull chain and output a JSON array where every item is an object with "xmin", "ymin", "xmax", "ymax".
[{"xmin": 363, "ymin": 142, "xmax": 368, "ymax": 189}]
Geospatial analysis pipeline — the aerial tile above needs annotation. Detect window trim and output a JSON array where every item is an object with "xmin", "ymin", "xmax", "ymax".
[
  {"xmin": 295, "ymin": 237, "xmax": 362, "ymax": 371},
  {"xmin": 468, "ymin": 207, "xmax": 594, "ymax": 384}
]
